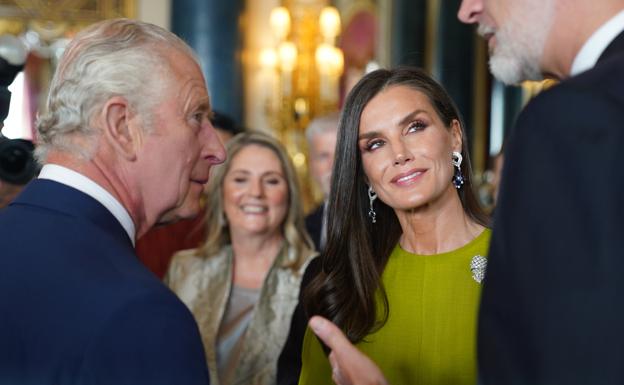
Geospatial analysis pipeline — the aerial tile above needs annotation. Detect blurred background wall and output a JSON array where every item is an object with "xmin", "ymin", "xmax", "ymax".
[{"xmin": 0, "ymin": 0, "xmax": 551, "ymax": 213}]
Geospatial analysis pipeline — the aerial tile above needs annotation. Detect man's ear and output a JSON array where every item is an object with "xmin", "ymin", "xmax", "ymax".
[
  {"xmin": 100, "ymin": 96, "xmax": 141, "ymax": 161},
  {"xmin": 450, "ymin": 119, "xmax": 463, "ymax": 153}
]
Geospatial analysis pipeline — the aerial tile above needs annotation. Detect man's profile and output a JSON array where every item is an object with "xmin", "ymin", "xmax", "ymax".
[{"xmin": 0, "ymin": 18, "xmax": 225, "ymax": 385}]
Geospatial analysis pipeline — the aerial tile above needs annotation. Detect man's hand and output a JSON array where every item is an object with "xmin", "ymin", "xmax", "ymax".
[{"xmin": 309, "ymin": 316, "xmax": 389, "ymax": 385}]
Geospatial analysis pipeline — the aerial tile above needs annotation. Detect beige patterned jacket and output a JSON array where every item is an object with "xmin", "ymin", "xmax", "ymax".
[{"xmin": 166, "ymin": 244, "xmax": 315, "ymax": 385}]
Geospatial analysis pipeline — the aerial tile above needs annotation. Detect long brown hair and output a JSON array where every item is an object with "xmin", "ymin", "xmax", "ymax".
[{"xmin": 303, "ymin": 67, "xmax": 489, "ymax": 342}]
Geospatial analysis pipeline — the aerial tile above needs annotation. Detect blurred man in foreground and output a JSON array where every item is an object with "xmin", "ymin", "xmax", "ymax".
[{"xmin": 458, "ymin": 1, "xmax": 624, "ymax": 384}]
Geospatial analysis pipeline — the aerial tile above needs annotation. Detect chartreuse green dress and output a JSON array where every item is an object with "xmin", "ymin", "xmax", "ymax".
[{"xmin": 298, "ymin": 229, "xmax": 491, "ymax": 385}]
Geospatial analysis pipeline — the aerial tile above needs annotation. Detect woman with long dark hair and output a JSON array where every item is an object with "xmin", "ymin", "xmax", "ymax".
[{"xmin": 297, "ymin": 67, "xmax": 490, "ymax": 385}]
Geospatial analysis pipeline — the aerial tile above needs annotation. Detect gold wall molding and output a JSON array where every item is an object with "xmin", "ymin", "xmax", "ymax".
[{"xmin": 0, "ymin": 0, "xmax": 135, "ymax": 36}]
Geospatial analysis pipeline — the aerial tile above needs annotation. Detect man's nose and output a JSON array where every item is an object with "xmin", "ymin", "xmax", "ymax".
[
  {"xmin": 457, "ymin": 0, "xmax": 482, "ymax": 24},
  {"xmin": 201, "ymin": 121, "xmax": 226, "ymax": 165}
]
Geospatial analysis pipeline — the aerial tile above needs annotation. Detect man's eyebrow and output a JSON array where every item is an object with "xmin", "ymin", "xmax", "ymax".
[{"xmin": 196, "ymin": 100, "xmax": 211, "ymax": 112}]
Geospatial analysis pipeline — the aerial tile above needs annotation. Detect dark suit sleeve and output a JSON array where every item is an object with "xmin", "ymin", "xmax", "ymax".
[
  {"xmin": 79, "ymin": 292, "xmax": 210, "ymax": 385},
  {"xmin": 478, "ymin": 85, "xmax": 624, "ymax": 385},
  {"xmin": 276, "ymin": 257, "xmax": 321, "ymax": 385},
  {"xmin": 305, "ymin": 205, "xmax": 325, "ymax": 252}
]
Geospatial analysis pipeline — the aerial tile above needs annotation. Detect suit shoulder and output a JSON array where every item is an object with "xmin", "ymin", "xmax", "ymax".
[
  {"xmin": 568, "ymin": 53, "xmax": 624, "ymax": 89},
  {"xmin": 516, "ymin": 76, "xmax": 624, "ymax": 136},
  {"xmin": 527, "ymin": 58, "xmax": 624, "ymax": 113},
  {"xmin": 80, "ymin": 289, "xmax": 209, "ymax": 384},
  {"xmin": 305, "ymin": 205, "xmax": 324, "ymax": 229}
]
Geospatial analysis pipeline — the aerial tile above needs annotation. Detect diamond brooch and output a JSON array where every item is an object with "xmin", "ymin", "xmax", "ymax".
[{"xmin": 470, "ymin": 255, "xmax": 487, "ymax": 284}]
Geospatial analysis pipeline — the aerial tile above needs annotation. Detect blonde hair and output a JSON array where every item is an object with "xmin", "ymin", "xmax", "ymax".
[{"xmin": 198, "ymin": 131, "xmax": 314, "ymax": 270}]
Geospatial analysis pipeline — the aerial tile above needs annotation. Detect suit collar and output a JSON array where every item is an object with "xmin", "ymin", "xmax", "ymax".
[
  {"xmin": 39, "ymin": 164, "xmax": 136, "ymax": 245},
  {"xmin": 12, "ymin": 179, "xmax": 134, "ymax": 249},
  {"xmin": 570, "ymin": 10, "xmax": 624, "ymax": 75},
  {"xmin": 598, "ymin": 29, "xmax": 624, "ymax": 63}
]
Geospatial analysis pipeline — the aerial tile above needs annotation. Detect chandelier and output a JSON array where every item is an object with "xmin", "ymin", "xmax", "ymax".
[{"xmin": 260, "ymin": 2, "xmax": 344, "ymax": 208}]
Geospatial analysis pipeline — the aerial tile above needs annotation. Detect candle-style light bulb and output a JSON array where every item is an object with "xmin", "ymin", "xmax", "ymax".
[
  {"xmin": 270, "ymin": 7, "xmax": 291, "ymax": 40},
  {"xmin": 319, "ymin": 7, "xmax": 341, "ymax": 41}
]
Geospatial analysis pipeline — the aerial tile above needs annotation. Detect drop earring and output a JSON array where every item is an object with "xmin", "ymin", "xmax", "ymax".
[
  {"xmin": 452, "ymin": 151, "xmax": 465, "ymax": 189},
  {"xmin": 367, "ymin": 186, "xmax": 377, "ymax": 223}
]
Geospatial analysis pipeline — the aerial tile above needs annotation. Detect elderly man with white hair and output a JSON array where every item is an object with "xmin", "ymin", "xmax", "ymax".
[{"xmin": 0, "ymin": 19, "xmax": 225, "ymax": 385}]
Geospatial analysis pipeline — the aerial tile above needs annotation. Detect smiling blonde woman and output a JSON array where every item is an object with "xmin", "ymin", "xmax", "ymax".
[{"xmin": 166, "ymin": 131, "xmax": 315, "ymax": 385}]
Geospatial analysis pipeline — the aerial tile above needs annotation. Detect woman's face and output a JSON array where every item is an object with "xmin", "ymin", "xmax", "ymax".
[
  {"xmin": 358, "ymin": 85, "xmax": 462, "ymax": 212},
  {"xmin": 223, "ymin": 144, "xmax": 289, "ymax": 237}
]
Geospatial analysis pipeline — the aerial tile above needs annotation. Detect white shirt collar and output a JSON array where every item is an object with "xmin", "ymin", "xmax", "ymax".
[
  {"xmin": 571, "ymin": 9, "xmax": 624, "ymax": 76},
  {"xmin": 39, "ymin": 164, "xmax": 136, "ymax": 246}
]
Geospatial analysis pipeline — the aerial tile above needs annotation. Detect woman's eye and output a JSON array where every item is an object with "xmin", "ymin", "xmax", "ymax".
[
  {"xmin": 233, "ymin": 177, "xmax": 247, "ymax": 183},
  {"xmin": 407, "ymin": 120, "xmax": 426, "ymax": 133},
  {"xmin": 266, "ymin": 178, "xmax": 281, "ymax": 185},
  {"xmin": 366, "ymin": 139, "xmax": 384, "ymax": 151}
]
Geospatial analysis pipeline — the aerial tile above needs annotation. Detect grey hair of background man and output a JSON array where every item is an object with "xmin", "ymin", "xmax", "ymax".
[
  {"xmin": 305, "ymin": 112, "xmax": 340, "ymax": 144},
  {"xmin": 36, "ymin": 18, "xmax": 199, "ymax": 162}
]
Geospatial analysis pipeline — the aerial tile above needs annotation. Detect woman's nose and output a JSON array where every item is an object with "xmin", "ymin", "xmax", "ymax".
[
  {"xmin": 248, "ymin": 179, "xmax": 263, "ymax": 197},
  {"xmin": 393, "ymin": 143, "xmax": 413, "ymax": 166}
]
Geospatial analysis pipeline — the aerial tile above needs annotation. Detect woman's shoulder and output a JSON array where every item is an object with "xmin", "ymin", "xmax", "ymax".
[
  {"xmin": 166, "ymin": 246, "xmax": 231, "ymax": 283},
  {"xmin": 279, "ymin": 243, "xmax": 318, "ymax": 274},
  {"xmin": 171, "ymin": 245, "xmax": 230, "ymax": 265},
  {"xmin": 166, "ymin": 247, "xmax": 234, "ymax": 300},
  {"xmin": 474, "ymin": 227, "xmax": 492, "ymax": 253},
  {"xmin": 388, "ymin": 227, "xmax": 491, "ymax": 261},
  {"xmin": 170, "ymin": 247, "xmax": 201, "ymax": 262},
  {"xmin": 453, "ymin": 227, "xmax": 492, "ymax": 257},
  {"xmin": 169, "ymin": 248, "xmax": 205, "ymax": 270}
]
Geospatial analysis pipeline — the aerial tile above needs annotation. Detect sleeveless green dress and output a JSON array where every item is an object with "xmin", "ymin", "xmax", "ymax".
[{"xmin": 298, "ymin": 229, "xmax": 491, "ymax": 385}]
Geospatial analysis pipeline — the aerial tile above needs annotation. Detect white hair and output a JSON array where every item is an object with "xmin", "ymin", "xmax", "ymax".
[
  {"xmin": 305, "ymin": 112, "xmax": 340, "ymax": 144},
  {"xmin": 487, "ymin": 0, "xmax": 555, "ymax": 85},
  {"xmin": 36, "ymin": 18, "xmax": 199, "ymax": 161}
]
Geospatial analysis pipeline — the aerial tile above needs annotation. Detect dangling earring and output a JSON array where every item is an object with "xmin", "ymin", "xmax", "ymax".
[
  {"xmin": 452, "ymin": 151, "xmax": 465, "ymax": 189},
  {"xmin": 367, "ymin": 186, "xmax": 377, "ymax": 223}
]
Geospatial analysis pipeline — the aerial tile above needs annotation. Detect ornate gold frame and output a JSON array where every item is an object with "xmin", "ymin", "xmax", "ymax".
[{"xmin": 0, "ymin": 0, "xmax": 135, "ymax": 36}]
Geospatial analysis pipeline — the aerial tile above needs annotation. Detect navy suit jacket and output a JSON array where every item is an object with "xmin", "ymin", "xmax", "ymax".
[
  {"xmin": 0, "ymin": 179, "xmax": 210, "ymax": 385},
  {"xmin": 479, "ymin": 32, "xmax": 624, "ymax": 385},
  {"xmin": 305, "ymin": 204, "xmax": 325, "ymax": 252}
]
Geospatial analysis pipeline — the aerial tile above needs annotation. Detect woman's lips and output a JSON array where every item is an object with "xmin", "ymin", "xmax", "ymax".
[
  {"xmin": 241, "ymin": 204, "xmax": 268, "ymax": 214},
  {"xmin": 391, "ymin": 169, "xmax": 427, "ymax": 186}
]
